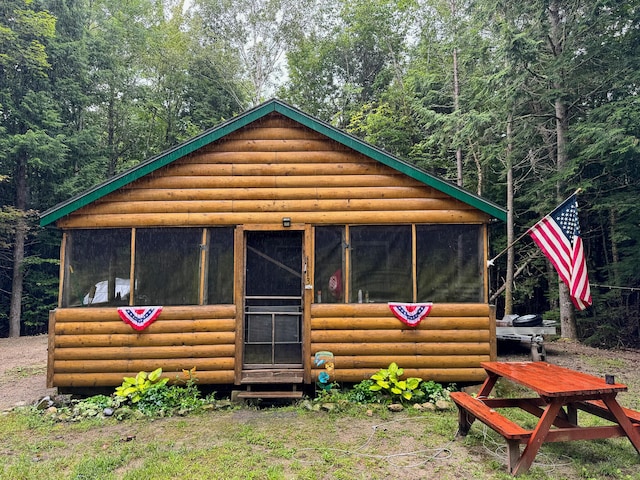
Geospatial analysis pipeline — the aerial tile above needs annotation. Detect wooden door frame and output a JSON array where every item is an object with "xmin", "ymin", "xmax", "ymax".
[{"xmin": 233, "ymin": 224, "xmax": 312, "ymax": 385}]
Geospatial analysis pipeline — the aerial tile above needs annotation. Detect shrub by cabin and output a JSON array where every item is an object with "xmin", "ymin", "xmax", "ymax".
[{"xmin": 41, "ymin": 99, "xmax": 506, "ymax": 393}]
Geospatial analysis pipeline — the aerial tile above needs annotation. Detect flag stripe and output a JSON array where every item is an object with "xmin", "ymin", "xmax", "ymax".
[
  {"xmin": 529, "ymin": 218, "xmax": 572, "ymax": 284},
  {"xmin": 570, "ymin": 236, "xmax": 590, "ymax": 302}
]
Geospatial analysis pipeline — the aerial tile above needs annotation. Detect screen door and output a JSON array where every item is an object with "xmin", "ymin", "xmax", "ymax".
[{"xmin": 243, "ymin": 231, "xmax": 303, "ymax": 368}]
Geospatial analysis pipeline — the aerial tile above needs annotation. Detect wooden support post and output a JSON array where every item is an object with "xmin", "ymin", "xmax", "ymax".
[
  {"xmin": 506, "ymin": 440, "xmax": 521, "ymax": 473},
  {"xmin": 47, "ymin": 310, "xmax": 56, "ymax": 388}
]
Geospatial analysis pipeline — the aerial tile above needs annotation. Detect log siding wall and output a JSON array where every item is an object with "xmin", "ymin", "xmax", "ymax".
[
  {"xmin": 57, "ymin": 113, "xmax": 489, "ymax": 229},
  {"xmin": 310, "ymin": 303, "xmax": 495, "ymax": 383},
  {"xmin": 48, "ymin": 306, "xmax": 236, "ymax": 387}
]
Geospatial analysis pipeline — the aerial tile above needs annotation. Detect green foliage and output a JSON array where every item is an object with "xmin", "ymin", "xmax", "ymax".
[
  {"xmin": 54, "ymin": 368, "xmax": 215, "ymax": 421},
  {"xmin": 135, "ymin": 366, "xmax": 213, "ymax": 417},
  {"xmin": 419, "ymin": 380, "xmax": 455, "ymax": 403},
  {"xmin": 369, "ymin": 362, "xmax": 423, "ymax": 402},
  {"xmin": 346, "ymin": 379, "xmax": 380, "ymax": 404},
  {"xmin": 69, "ymin": 394, "xmax": 119, "ymax": 419},
  {"xmin": 136, "ymin": 382, "xmax": 200, "ymax": 417},
  {"xmin": 115, "ymin": 368, "xmax": 169, "ymax": 404}
]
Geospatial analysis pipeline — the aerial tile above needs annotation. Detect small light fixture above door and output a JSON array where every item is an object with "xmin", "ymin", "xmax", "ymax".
[{"xmin": 282, "ymin": 217, "xmax": 291, "ymax": 228}]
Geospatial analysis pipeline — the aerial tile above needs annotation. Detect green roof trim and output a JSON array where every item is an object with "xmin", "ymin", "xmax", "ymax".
[{"xmin": 40, "ymin": 99, "xmax": 506, "ymax": 226}]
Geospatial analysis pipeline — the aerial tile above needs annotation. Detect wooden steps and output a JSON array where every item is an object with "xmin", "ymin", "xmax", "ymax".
[
  {"xmin": 240, "ymin": 369, "xmax": 304, "ymax": 385},
  {"xmin": 236, "ymin": 390, "xmax": 304, "ymax": 400},
  {"xmin": 235, "ymin": 369, "xmax": 306, "ymax": 401}
]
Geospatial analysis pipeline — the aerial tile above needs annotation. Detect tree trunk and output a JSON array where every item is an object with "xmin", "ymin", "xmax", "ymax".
[
  {"xmin": 504, "ymin": 114, "xmax": 514, "ymax": 316},
  {"xmin": 107, "ymin": 84, "xmax": 117, "ymax": 177},
  {"xmin": 549, "ymin": 0, "xmax": 577, "ymax": 339},
  {"xmin": 9, "ymin": 154, "xmax": 27, "ymax": 338},
  {"xmin": 559, "ymin": 281, "xmax": 578, "ymax": 338},
  {"xmin": 450, "ymin": 0, "xmax": 463, "ymax": 187},
  {"xmin": 555, "ymin": 97, "xmax": 577, "ymax": 339},
  {"xmin": 453, "ymin": 50, "xmax": 463, "ymax": 187},
  {"xmin": 609, "ymin": 209, "xmax": 620, "ymax": 286},
  {"xmin": 9, "ymin": 221, "xmax": 25, "ymax": 338}
]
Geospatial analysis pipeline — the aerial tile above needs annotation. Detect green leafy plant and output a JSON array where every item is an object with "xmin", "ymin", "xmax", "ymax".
[
  {"xmin": 419, "ymin": 380, "xmax": 455, "ymax": 403},
  {"xmin": 369, "ymin": 363, "xmax": 422, "ymax": 402},
  {"xmin": 115, "ymin": 368, "xmax": 169, "ymax": 404},
  {"xmin": 346, "ymin": 379, "xmax": 380, "ymax": 403},
  {"xmin": 137, "ymin": 370, "xmax": 212, "ymax": 417}
]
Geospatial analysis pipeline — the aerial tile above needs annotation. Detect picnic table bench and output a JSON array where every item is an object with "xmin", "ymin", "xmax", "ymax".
[{"xmin": 451, "ymin": 361, "xmax": 640, "ymax": 476}]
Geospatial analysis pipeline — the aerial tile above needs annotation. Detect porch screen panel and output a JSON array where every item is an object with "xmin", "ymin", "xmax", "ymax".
[
  {"xmin": 205, "ymin": 227, "xmax": 234, "ymax": 304},
  {"xmin": 62, "ymin": 229, "xmax": 131, "ymax": 307},
  {"xmin": 416, "ymin": 225, "xmax": 483, "ymax": 302},
  {"xmin": 134, "ymin": 228, "xmax": 201, "ymax": 305},
  {"xmin": 349, "ymin": 225, "xmax": 412, "ymax": 303},
  {"xmin": 314, "ymin": 226, "xmax": 345, "ymax": 303}
]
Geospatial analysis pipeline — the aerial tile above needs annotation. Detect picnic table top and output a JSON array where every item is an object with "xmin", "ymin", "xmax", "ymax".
[{"xmin": 481, "ymin": 361, "xmax": 628, "ymax": 398}]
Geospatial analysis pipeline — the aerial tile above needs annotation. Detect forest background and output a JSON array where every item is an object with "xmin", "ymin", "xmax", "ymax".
[{"xmin": 1, "ymin": 0, "xmax": 639, "ymax": 348}]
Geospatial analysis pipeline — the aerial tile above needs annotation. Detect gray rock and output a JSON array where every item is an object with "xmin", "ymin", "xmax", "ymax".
[
  {"xmin": 214, "ymin": 400, "xmax": 233, "ymax": 410},
  {"xmin": 421, "ymin": 402, "xmax": 436, "ymax": 411},
  {"xmin": 35, "ymin": 396, "xmax": 53, "ymax": 410},
  {"xmin": 52, "ymin": 394, "xmax": 73, "ymax": 407},
  {"xmin": 321, "ymin": 402, "xmax": 335, "ymax": 412}
]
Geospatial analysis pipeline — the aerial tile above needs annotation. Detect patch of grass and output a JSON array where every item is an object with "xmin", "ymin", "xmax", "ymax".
[
  {"xmin": 3, "ymin": 392, "xmax": 640, "ymax": 480},
  {"xmin": 2, "ymin": 365, "xmax": 47, "ymax": 380},
  {"xmin": 70, "ymin": 452, "xmax": 129, "ymax": 480},
  {"xmin": 581, "ymin": 355, "xmax": 627, "ymax": 373}
]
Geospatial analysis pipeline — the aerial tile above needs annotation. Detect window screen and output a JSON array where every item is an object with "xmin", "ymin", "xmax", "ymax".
[
  {"xmin": 416, "ymin": 225, "xmax": 483, "ymax": 302},
  {"xmin": 205, "ymin": 227, "xmax": 234, "ymax": 304},
  {"xmin": 134, "ymin": 228, "xmax": 201, "ymax": 305},
  {"xmin": 349, "ymin": 225, "xmax": 412, "ymax": 303},
  {"xmin": 63, "ymin": 229, "xmax": 131, "ymax": 307},
  {"xmin": 314, "ymin": 226, "xmax": 345, "ymax": 303}
]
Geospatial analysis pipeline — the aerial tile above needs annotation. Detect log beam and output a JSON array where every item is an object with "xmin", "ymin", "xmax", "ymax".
[
  {"xmin": 53, "ymin": 370, "xmax": 235, "ymax": 387},
  {"xmin": 55, "ymin": 344, "xmax": 235, "ymax": 360},
  {"xmin": 59, "ymin": 210, "xmax": 487, "ymax": 228}
]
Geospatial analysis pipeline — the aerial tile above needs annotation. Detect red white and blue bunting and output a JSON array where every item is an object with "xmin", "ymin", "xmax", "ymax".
[
  {"xmin": 117, "ymin": 306, "xmax": 163, "ymax": 331},
  {"xmin": 388, "ymin": 302, "xmax": 433, "ymax": 327}
]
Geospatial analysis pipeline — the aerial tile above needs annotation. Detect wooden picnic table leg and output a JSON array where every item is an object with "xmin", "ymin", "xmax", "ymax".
[
  {"xmin": 477, "ymin": 372, "xmax": 499, "ymax": 398},
  {"xmin": 506, "ymin": 440, "xmax": 521, "ymax": 473},
  {"xmin": 602, "ymin": 396, "xmax": 640, "ymax": 454},
  {"xmin": 456, "ymin": 406, "xmax": 474, "ymax": 436},
  {"xmin": 565, "ymin": 403, "xmax": 578, "ymax": 425},
  {"xmin": 511, "ymin": 399, "xmax": 563, "ymax": 476}
]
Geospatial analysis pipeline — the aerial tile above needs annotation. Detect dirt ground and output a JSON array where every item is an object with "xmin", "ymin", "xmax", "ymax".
[
  {"xmin": 1, "ymin": 334, "xmax": 640, "ymax": 411},
  {"xmin": 0, "ymin": 335, "xmax": 57, "ymax": 410}
]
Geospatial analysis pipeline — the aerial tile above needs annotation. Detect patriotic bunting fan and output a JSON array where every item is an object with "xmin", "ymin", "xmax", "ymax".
[
  {"xmin": 117, "ymin": 306, "xmax": 163, "ymax": 331},
  {"xmin": 388, "ymin": 302, "xmax": 433, "ymax": 327}
]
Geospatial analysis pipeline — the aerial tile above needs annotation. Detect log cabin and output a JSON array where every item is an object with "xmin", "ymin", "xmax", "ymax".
[{"xmin": 40, "ymin": 99, "xmax": 506, "ymax": 397}]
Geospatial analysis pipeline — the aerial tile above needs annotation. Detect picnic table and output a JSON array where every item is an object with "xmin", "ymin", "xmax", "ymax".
[{"xmin": 451, "ymin": 361, "xmax": 640, "ymax": 476}]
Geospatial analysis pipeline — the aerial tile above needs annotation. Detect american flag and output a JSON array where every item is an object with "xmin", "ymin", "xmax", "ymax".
[{"xmin": 528, "ymin": 194, "xmax": 592, "ymax": 310}]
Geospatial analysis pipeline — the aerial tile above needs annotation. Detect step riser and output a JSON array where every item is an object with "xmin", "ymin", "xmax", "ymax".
[
  {"xmin": 236, "ymin": 391, "xmax": 304, "ymax": 400},
  {"xmin": 240, "ymin": 369, "xmax": 304, "ymax": 385}
]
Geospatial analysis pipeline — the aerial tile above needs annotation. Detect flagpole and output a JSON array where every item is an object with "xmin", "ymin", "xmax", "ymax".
[{"xmin": 487, "ymin": 187, "xmax": 583, "ymax": 266}]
